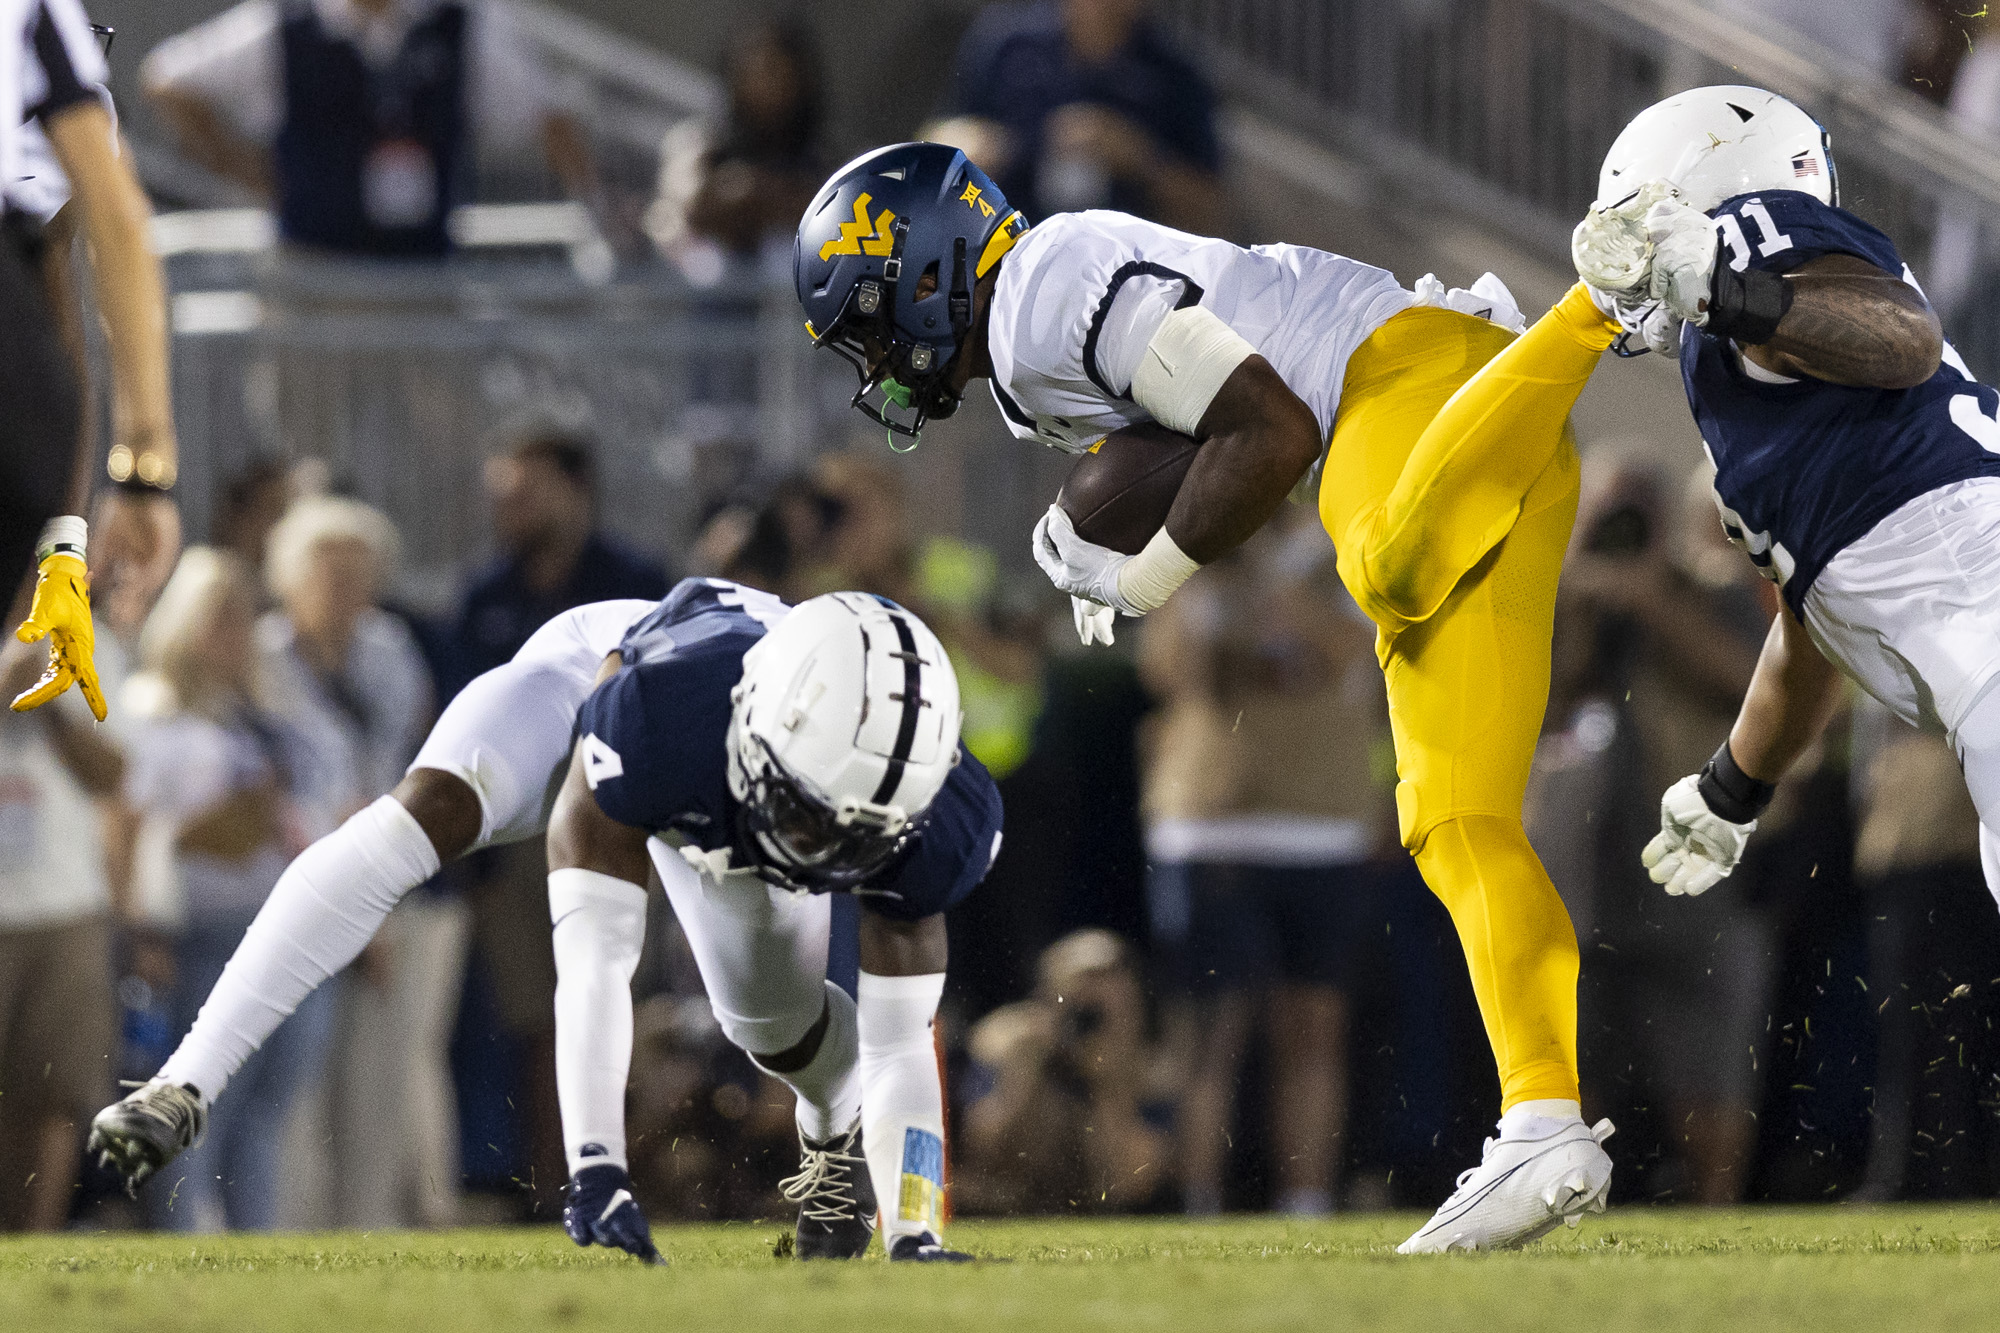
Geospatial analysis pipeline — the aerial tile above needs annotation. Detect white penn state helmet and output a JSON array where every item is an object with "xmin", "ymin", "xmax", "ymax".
[
  {"xmin": 1596, "ymin": 85, "xmax": 1836, "ymax": 214},
  {"xmin": 727, "ymin": 591, "xmax": 962, "ymax": 892}
]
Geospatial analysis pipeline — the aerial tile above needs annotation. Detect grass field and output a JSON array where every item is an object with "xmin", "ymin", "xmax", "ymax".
[{"xmin": 6, "ymin": 1207, "xmax": 2000, "ymax": 1332}]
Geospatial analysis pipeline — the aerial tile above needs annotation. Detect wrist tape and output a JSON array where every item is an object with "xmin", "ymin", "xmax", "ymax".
[
  {"xmin": 35, "ymin": 515, "xmax": 87, "ymax": 564},
  {"xmin": 1696, "ymin": 741, "xmax": 1776, "ymax": 825},
  {"xmin": 1705, "ymin": 265, "xmax": 1793, "ymax": 345},
  {"xmin": 1115, "ymin": 526, "xmax": 1200, "ymax": 614}
]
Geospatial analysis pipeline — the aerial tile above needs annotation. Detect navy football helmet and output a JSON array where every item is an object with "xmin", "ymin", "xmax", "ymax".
[{"xmin": 795, "ymin": 142, "xmax": 1028, "ymax": 442}]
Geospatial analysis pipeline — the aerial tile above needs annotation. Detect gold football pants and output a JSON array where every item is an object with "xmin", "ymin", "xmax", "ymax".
[{"xmin": 1318, "ymin": 286, "xmax": 1616, "ymax": 1109}]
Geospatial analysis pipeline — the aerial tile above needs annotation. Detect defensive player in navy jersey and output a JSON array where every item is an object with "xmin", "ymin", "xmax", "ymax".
[
  {"xmin": 87, "ymin": 580, "xmax": 1000, "ymax": 1263},
  {"xmin": 1570, "ymin": 87, "xmax": 2000, "ymax": 907}
]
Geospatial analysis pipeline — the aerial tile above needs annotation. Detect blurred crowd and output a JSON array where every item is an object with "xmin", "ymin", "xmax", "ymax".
[{"xmin": 9, "ymin": 0, "xmax": 2000, "ymax": 1236}]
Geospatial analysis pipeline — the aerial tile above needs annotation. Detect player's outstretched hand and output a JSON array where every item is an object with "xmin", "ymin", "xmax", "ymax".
[
  {"xmin": 1644, "ymin": 198, "xmax": 1721, "ymax": 326},
  {"xmin": 1571, "ymin": 179, "xmax": 1676, "ymax": 297},
  {"xmin": 1032, "ymin": 504, "xmax": 1137, "ymax": 623},
  {"xmin": 12, "ymin": 550, "xmax": 106, "ymax": 721},
  {"xmin": 563, "ymin": 1162, "xmax": 666, "ymax": 1265},
  {"xmin": 1641, "ymin": 773, "xmax": 1756, "ymax": 897}
]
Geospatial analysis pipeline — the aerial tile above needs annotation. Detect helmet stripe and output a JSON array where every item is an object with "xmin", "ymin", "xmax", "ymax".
[
  {"xmin": 975, "ymin": 211, "xmax": 1027, "ymax": 278},
  {"xmin": 870, "ymin": 612, "xmax": 924, "ymax": 805}
]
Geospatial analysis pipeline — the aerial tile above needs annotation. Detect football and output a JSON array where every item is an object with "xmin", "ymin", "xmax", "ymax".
[{"xmin": 1056, "ymin": 422, "xmax": 1201, "ymax": 555}]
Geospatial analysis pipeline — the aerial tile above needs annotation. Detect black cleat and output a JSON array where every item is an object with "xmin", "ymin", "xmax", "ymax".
[
  {"xmin": 782, "ymin": 1122, "xmax": 876, "ymax": 1259},
  {"xmin": 889, "ymin": 1231, "xmax": 976, "ymax": 1263},
  {"xmin": 87, "ymin": 1078, "xmax": 206, "ymax": 1196}
]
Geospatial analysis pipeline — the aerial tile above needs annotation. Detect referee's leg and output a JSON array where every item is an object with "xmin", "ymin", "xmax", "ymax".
[{"xmin": 0, "ymin": 226, "xmax": 82, "ymax": 593}]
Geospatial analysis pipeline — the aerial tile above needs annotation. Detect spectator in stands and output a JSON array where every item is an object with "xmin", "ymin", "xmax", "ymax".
[
  {"xmin": 929, "ymin": 0, "xmax": 1225, "ymax": 232},
  {"xmin": 647, "ymin": 19, "xmax": 827, "ymax": 284},
  {"xmin": 447, "ymin": 424, "xmax": 668, "ymax": 693},
  {"xmin": 1138, "ymin": 508, "xmax": 1386, "ymax": 1215},
  {"xmin": 257, "ymin": 496, "xmax": 460, "ymax": 1227},
  {"xmin": 210, "ymin": 458, "xmax": 296, "ymax": 587},
  {"xmin": 441, "ymin": 423, "xmax": 664, "ymax": 1220},
  {"xmin": 958, "ymin": 929, "xmax": 1172, "ymax": 1214},
  {"xmin": 141, "ymin": 0, "xmax": 597, "ymax": 257},
  {"xmin": 0, "ymin": 665, "xmax": 125, "ymax": 1230},
  {"xmin": 120, "ymin": 549, "xmax": 340, "ymax": 1231},
  {"xmin": 1534, "ymin": 452, "xmax": 1774, "ymax": 1204}
]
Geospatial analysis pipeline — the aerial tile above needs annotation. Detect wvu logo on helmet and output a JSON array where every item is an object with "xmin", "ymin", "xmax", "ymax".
[{"xmin": 819, "ymin": 193, "xmax": 898, "ymax": 262}]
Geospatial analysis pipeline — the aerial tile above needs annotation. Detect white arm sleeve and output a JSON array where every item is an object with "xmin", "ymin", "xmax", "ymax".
[
  {"xmin": 1130, "ymin": 305, "xmax": 1258, "ymax": 436},
  {"xmin": 550, "ymin": 867, "xmax": 650, "ymax": 1173}
]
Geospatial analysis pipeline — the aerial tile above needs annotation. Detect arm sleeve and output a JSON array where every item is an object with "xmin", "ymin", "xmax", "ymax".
[
  {"xmin": 1715, "ymin": 190, "xmax": 1902, "ymax": 276},
  {"xmin": 1090, "ymin": 267, "xmax": 1203, "ymax": 398},
  {"xmin": 24, "ymin": 0, "xmax": 107, "ymax": 123},
  {"xmin": 549, "ymin": 867, "xmax": 649, "ymax": 1172}
]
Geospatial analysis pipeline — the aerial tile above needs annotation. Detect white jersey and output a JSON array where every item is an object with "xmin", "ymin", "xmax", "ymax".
[
  {"xmin": 3, "ymin": 0, "xmax": 106, "ymax": 212},
  {"xmin": 985, "ymin": 210, "xmax": 1415, "ymax": 453}
]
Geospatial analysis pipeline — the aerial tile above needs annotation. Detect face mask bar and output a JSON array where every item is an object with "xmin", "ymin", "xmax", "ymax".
[
  {"xmin": 734, "ymin": 735, "xmax": 921, "ymax": 894},
  {"xmin": 808, "ymin": 219, "xmax": 979, "ymax": 445}
]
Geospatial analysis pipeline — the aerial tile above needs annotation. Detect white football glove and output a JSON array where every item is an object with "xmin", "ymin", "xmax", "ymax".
[
  {"xmin": 1640, "ymin": 773, "xmax": 1757, "ymax": 897},
  {"xmin": 1032, "ymin": 504, "xmax": 1141, "ymax": 620},
  {"xmin": 1571, "ymin": 180, "xmax": 1676, "ymax": 297},
  {"xmin": 1071, "ymin": 596, "xmax": 1117, "ymax": 646},
  {"xmin": 1644, "ymin": 198, "xmax": 1721, "ymax": 325}
]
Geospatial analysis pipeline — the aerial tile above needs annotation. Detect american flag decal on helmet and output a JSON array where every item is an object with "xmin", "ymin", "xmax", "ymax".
[{"xmin": 1792, "ymin": 154, "xmax": 1821, "ymax": 178}]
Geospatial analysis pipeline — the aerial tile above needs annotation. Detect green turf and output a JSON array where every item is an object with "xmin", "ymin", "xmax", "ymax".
[{"xmin": 4, "ymin": 1207, "xmax": 1999, "ymax": 1332}]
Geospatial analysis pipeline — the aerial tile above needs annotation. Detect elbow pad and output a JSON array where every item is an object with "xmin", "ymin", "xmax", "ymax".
[
  {"xmin": 1704, "ymin": 266, "xmax": 1793, "ymax": 345},
  {"xmin": 1130, "ymin": 304, "xmax": 1257, "ymax": 436}
]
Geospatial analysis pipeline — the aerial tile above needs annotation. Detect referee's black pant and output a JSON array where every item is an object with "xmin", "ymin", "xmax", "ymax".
[{"xmin": 0, "ymin": 217, "xmax": 80, "ymax": 597}]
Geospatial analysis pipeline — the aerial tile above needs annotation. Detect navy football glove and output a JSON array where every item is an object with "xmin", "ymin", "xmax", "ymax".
[{"xmin": 563, "ymin": 1162, "xmax": 665, "ymax": 1265}]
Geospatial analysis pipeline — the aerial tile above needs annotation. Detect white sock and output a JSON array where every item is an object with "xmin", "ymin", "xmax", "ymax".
[
  {"xmin": 158, "ymin": 796, "xmax": 440, "ymax": 1101},
  {"xmin": 1498, "ymin": 1098, "xmax": 1584, "ymax": 1138},
  {"xmin": 749, "ymin": 980, "xmax": 861, "ymax": 1144},
  {"xmin": 857, "ymin": 970, "xmax": 947, "ymax": 1244}
]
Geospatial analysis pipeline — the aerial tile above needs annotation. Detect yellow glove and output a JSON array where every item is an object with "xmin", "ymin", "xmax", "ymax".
[{"xmin": 13, "ymin": 549, "xmax": 107, "ymax": 721}]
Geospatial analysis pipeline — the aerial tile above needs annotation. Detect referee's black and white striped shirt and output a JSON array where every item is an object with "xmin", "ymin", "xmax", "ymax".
[{"xmin": 3, "ymin": 0, "xmax": 109, "ymax": 217}]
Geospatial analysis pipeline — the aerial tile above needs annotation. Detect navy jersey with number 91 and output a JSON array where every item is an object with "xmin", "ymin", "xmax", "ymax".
[{"xmin": 1680, "ymin": 189, "xmax": 2000, "ymax": 613}]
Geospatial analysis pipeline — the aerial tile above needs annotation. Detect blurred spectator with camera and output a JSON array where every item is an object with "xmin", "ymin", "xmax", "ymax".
[
  {"xmin": 958, "ymin": 929, "xmax": 1172, "ymax": 1214},
  {"xmin": 142, "ymin": 0, "xmax": 598, "ymax": 257},
  {"xmin": 118, "ymin": 549, "xmax": 342, "ymax": 1231},
  {"xmin": 647, "ymin": 19, "xmax": 827, "ymax": 285},
  {"xmin": 930, "ymin": 0, "xmax": 1225, "ymax": 232},
  {"xmin": 0, "ymin": 656, "xmax": 126, "ymax": 1230},
  {"xmin": 1137, "ymin": 508, "xmax": 1386, "ymax": 1215},
  {"xmin": 256, "ymin": 496, "xmax": 461, "ymax": 1228},
  {"xmin": 1532, "ymin": 451, "xmax": 1775, "ymax": 1204}
]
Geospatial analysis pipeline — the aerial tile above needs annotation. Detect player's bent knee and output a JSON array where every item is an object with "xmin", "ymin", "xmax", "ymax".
[{"xmin": 393, "ymin": 767, "xmax": 484, "ymax": 864}]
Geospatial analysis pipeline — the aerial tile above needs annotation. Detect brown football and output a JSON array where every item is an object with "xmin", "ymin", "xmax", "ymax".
[{"xmin": 1057, "ymin": 423, "xmax": 1201, "ymax": 556}]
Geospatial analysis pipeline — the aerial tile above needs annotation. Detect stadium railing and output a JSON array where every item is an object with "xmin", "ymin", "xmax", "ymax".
[
  {"xmin": 140, "ymin": 1, "xmax": 859, "ymax": 601},
  {"xmin": 1157, "ymin": 0, "xmax": 2000, "ymax": 376}
]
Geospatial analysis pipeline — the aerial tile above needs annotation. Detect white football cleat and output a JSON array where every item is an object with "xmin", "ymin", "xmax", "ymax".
[{"xmin": 1397, "ymin": 1116, "xmax": 1615, "ymax": 1254}]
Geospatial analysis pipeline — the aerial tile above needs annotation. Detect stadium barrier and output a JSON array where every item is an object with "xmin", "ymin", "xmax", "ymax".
[{"xmin": 1158, "ymin": 0, "xmax": 2000, "ymax": 378}]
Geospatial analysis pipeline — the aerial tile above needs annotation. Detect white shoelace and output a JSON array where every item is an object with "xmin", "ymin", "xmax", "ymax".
[{"xmin": 780, "ymin": 1136, "xmax": 864, "ymax": 1224}]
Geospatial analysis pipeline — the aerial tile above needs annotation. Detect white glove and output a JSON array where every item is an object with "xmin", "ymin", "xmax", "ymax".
[
  {"xmin": 1645, "ymin": 198, "xmax": 1720, "ymax": 325},
  {"xmin": 1571, "ymin": 180, "xmax": 1676, "ymax": 297},
  {"xmin": 1640, "ymin": 774, "xmax": 1757, "ymax": 897},
  {"xmin": 1071, "ymin": 596, "xmax": 1116, "ymax": 646},
  {"xmin": 1032, "ymin": 504, "xmax": 1140, "ymax": 615},
  {"xmin": 1632, "ymin": 301, "xmax": 1685, "ymax": 356}
]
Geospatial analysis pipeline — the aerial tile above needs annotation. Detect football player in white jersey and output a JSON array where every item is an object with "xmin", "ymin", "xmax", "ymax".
[
  {"xmin": 797, "ymin": 143, "xmax": 1632, "ymax": 1250},
  {"xmin": 1572, "ymin": 93, "xmax": 2000, "ymax": 921}
]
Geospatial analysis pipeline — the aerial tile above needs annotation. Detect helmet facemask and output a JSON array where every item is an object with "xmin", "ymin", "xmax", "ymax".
[
  {"xmin": 809, "ymin": 227, "xmax": 978, "ymax": 445},
  {"xmin": 730, "ymin": 731, "xmax": 920, "ymax": 894}
]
